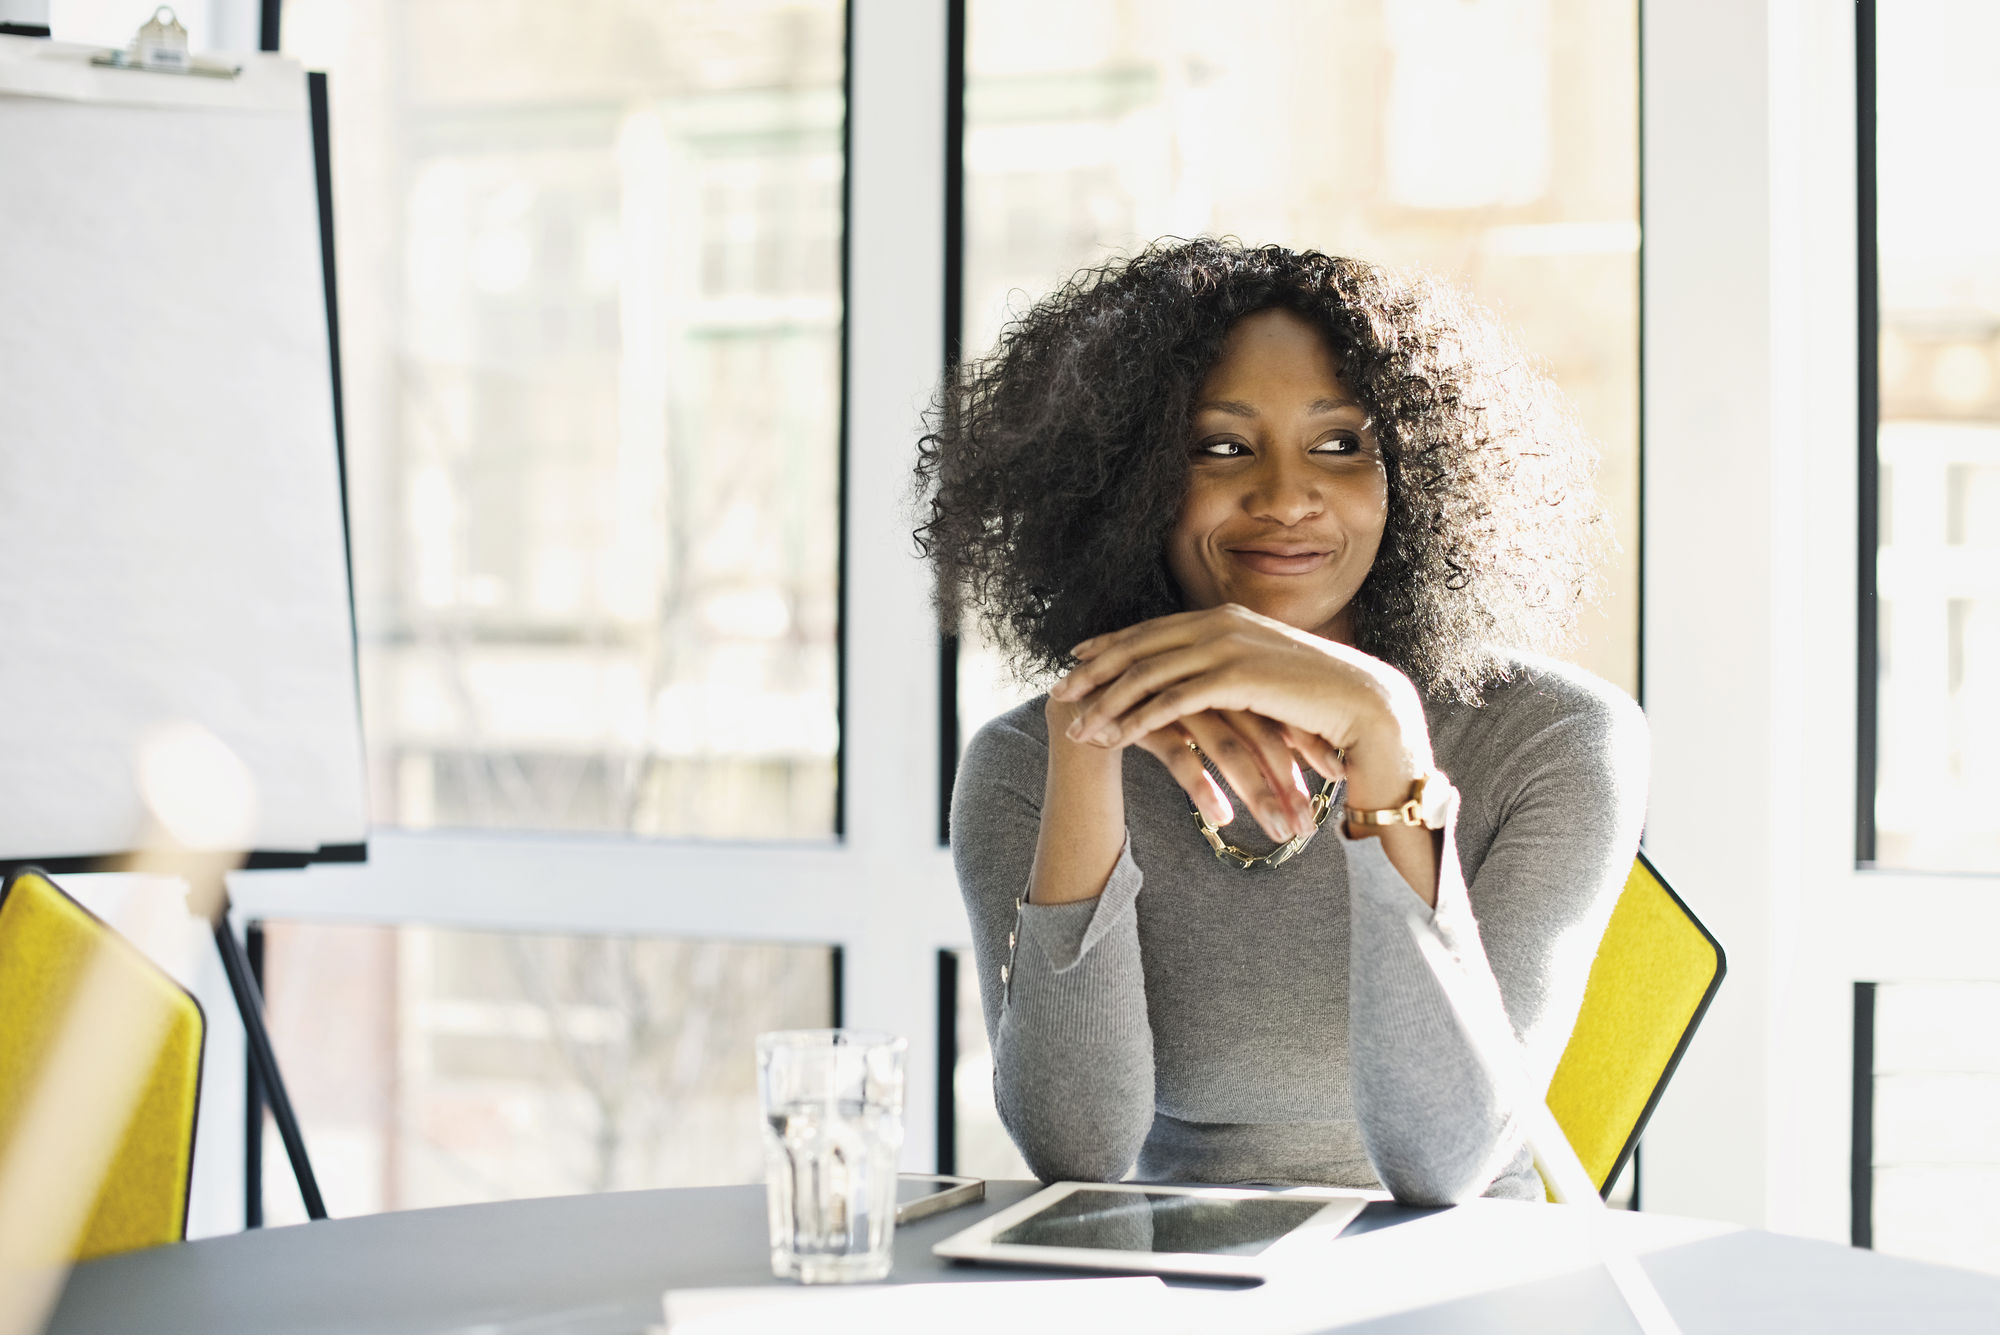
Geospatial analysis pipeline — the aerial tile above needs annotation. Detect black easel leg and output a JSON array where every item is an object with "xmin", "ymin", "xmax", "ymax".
[
  {"xmin": 212, "ymin": 909, "xmax": 326, "ymax": 1221},
  {"xmin": 245, "ymin": 922, "xmax": 266, "ymax": 1228}
]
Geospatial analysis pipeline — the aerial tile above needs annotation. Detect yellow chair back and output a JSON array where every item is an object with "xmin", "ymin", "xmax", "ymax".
[
  {"xmin": 1544, "ymin": 851, "xmax": 1724, "ymax": 1197},
  {"xmin": 0, "ymin": 868, "xmax": 205, "ymax": 1260}
]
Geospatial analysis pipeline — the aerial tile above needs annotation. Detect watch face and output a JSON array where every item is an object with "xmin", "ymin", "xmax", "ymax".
[{"xmin": 1419, "ymin": 772, "xmax": 1456, "ymax": 829}]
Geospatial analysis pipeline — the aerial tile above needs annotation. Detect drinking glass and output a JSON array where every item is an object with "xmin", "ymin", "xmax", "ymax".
[{"xmin": 756, "ymin": 1028, "xmax": 907, "ymax": 1282}]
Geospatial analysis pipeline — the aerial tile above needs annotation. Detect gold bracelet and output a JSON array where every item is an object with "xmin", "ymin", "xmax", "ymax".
[{"xmin": 1342, "ymin": 772, "xmax": 1451, "ymax": 831}]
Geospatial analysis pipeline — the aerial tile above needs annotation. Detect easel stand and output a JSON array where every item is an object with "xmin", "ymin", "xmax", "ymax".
[{"xmin": 192, "ymin": 871, "xmax": 326, "ymax": 1222}]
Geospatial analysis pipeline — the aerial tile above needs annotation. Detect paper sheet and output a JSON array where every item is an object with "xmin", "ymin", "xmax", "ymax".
[
  {"xmin": 0, "ymin": 47, "xmax": 367, "ymax": 859},
  {"xmin": 663, "ymin": 1277, "xmax": 1182, "ymax": 1335}
]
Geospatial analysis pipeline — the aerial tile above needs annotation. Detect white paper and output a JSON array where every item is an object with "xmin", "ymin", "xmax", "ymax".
[
  {"xmin": 0, "ymin": 51, "xmax": 367, "ymax": 859},
  {"xmin": 663, "ymin": 1277, "xmax": 1181, "ymax": 1335}
]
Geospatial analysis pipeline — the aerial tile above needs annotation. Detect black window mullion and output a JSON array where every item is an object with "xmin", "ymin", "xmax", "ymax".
[
  {"xmin": 937, "ymin": 0, "xmax": 968, "ymax": 847},
  {"xmin": 1855, "ymin": 0, "xmax": 1881, "ymax": 867}
]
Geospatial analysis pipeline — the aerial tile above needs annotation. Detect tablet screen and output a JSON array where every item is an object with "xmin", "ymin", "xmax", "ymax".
[{"xmin": 991, "ymin": 1189, "xmax": 1330, "ymax": 1257}]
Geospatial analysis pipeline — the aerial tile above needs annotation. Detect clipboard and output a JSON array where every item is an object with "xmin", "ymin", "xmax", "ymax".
[{"xmin": 86, "ymin": 6, "xmax": 242, "ymax": 81}]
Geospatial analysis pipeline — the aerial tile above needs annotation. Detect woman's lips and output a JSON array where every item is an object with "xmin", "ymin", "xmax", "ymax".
[{"xmin": 1228, "ymin": 547, "xmax": 1330, "ymax": 575}]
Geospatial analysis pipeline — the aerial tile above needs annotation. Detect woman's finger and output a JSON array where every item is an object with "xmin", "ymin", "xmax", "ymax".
[
  {"xmin": 1281, "ymin": 724, "xmax": 1347, "ymax": 781},
  {"xmin": 1132, "ymin": 726, "xmax": 1234, "ymax": 827},
  {"xmin": 1182, "ymin": 712, "xmax": 1302, "ymax": 844},
  {"xmin": 1062, "ymin": 641, "xmax": 1231, "ymax": 743},
  {"xmin": 1068, "ymin": 607, "xmax": 1215, "ymax": 662},
  {"xmin": 1086, "ymin": 673, "xmax": 1242, "ymax": 751},
  {"xmin": 1052, "ymin": 610, "xmax": 1212, "ymax": 699},
  {"xmin": 1220, "ymin": 709, "xmax": 1316, "ymax": 834}
]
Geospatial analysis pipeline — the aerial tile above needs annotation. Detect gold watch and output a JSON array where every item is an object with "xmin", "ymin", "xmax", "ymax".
[{"xmin": 1344, "ymin": 771, "xmax": 1454, "ymax": 831}]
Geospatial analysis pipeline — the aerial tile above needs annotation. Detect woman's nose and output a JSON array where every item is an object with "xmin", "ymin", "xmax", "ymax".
[{"xmin": 1246, "ymin": 458, "xmax": 1324, "ymax": 526}]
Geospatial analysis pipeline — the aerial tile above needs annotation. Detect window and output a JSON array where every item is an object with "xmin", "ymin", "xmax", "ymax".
[
  {"xmin": 948, "ymin": 0, "xmax": 1642, "ymax": 1178},
  {"xmin": 945, "ymin": 949, "xmax": 1030, "ymax": 1180},
  {"xmin": 954, "ymin": 0, "xmax": 1641, "ymax": 750},
  {"xmin": 283, "ymin": 0, "xmax": 845, "ymax": 840},
  {"xmin": 1868, "ymin": 0, "xmax": 2000, "ymax": 873},
  {"xmin": 1851, "ymin": 0, "xmax": 2000, "ymax": 1275},
  {"xmin": 256, "ymin": 922, "xmax": 833, "ymax": 1221},
  {"xmin": 1864, "ymin": 981, "xmax": 2000, "ymax": 1275},
  {"xmin": 250, "ymin": 0, "xmax": 853, "ymax": 1222}
]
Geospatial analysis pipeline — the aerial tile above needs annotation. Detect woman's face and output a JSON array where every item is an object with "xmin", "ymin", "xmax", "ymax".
[{"xmin": 1165, "ymin": 307, "xmax": 1389, "ymax": 642}]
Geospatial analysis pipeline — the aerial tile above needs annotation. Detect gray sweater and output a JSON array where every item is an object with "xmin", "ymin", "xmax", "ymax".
[{"xmin": 951, "ymin": 654, "xmax": 1648, "ymax": 1205}]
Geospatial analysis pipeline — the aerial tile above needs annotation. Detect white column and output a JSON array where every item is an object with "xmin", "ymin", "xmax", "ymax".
[
  {"xmin": 842, "ymin": 0, "xmax": 952, "ymax": 1172},
  {"xmin": 1642, "ymin": 0, "xmax": 1858, "ymax": 1239}
]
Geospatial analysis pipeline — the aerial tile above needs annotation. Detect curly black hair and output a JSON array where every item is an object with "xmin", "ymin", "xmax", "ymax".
[{"xmin": 913, "ymin": 238, "xmax": 1603, "ymax": 704}]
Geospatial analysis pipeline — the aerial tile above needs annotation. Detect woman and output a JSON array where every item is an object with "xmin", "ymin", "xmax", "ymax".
[{"xmin": 916, "ymin": 239, "xmax": 1646, "ymax": 1204}]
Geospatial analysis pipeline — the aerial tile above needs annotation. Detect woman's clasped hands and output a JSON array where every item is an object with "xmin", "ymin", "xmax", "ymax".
[{"xmin": 1047, "ymin": 604, "xmax": 1435, "ymax": 847}]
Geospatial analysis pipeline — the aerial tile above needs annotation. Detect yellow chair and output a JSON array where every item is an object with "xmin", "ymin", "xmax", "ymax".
[
  {"xmin": 1544, "ymin": 850, "xmax": 1725, "ymax": 1198},
  {"xmin": 0, "ymin": 867, "xmax": 205, "ymax": 1260}
]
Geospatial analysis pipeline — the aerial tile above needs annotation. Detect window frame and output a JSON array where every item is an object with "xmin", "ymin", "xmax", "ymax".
[{"xmin": 1843, "ymin": 0, "xmax": 2000, "ymax": 1253}]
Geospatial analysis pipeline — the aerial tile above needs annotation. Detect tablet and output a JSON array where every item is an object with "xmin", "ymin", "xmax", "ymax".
[{"xmin": 931, "ymin": 1181, "xmax": 1370, "ymax": 1280}]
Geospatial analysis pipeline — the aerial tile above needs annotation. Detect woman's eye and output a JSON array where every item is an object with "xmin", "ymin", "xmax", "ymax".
[
  {"xmin": 1195, "ymin": 439, "xmax": 1247, "ymax": 458},
  {"xmin": 1312, "ymin": 435, "xmax": 1361, "ymax": 455}
]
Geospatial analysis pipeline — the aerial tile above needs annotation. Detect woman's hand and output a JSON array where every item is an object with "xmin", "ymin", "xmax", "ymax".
[
  {"xmin": 1048, "ymin": 690, "xmax": 1320, "ymax": 846},
  {"xmin": 1049, "ymin": 604, "xmax": 1436, "ymax": 836},
  {"xmin": 1134, "ymin": 707, "xmax": 1332, "ymax": 844}
]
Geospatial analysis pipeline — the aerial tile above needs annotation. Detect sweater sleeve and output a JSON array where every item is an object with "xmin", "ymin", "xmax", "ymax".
[
  {"xmin": 1346, "ymin": 674, "xmax": 1650, "ymax": 1205},
  {"xmin": 951, "ymin": 708, "xmax": 1155, "ymax": 1183}
]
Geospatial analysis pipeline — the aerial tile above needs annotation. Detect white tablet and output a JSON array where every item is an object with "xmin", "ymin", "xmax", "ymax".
[{"xmin": 931, "ymin": 1181, "xmax": 1371, "ymax": 1280}]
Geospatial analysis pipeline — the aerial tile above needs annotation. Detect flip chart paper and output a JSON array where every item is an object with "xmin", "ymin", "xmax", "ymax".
[{"xmin": 0, "ymin": 41, "xmax": 366, "ymax": 859}]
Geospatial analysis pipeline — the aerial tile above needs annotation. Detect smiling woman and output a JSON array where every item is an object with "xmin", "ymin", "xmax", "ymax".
[{"xmin": 915, "ymin": 238, "xmax": 1646, "ymax": 1203}]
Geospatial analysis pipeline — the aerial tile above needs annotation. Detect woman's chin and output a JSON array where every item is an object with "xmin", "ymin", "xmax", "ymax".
[{"xmin": 1228, "ymin": 594, "xmax": 1351, "ymax": 639}]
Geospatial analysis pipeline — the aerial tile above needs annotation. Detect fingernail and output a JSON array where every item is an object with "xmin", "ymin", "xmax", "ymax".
[{"xmin": 1065, "ymin": 719, "xmax": 1084, "ymax": 739}]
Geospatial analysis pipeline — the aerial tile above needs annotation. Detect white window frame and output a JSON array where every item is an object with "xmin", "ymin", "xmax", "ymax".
[{"xmin": 1640, "ymin": 0, "xmax": 2000, "ymax": 1242}]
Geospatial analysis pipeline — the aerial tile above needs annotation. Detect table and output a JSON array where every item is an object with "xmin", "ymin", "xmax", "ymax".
[{"xmin": 48, "ymin": 1181, "xmax": 2000, "ymax": 1334}]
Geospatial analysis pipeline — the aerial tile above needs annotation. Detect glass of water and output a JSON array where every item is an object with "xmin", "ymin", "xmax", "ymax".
[{"xmin": 757, "ymin": 1029, "xmax": 907, "ymax": 1282}]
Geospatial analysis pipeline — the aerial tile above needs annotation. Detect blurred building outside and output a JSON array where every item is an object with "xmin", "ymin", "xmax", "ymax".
[
  {"xmin": 258, "ymin": 923, "xmax": 832, "ymax": 1222},
  {"xmin": 1860, "ymin": 1, "xmax": 2000, "ymax": 1279},
  {"xmin": 1872, "ymin": 1, "xmax": 2000, "ymax": 875},
  {"xmin": 261, "ymin": 0, "xmax": 848, "ymax": 1219}
]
